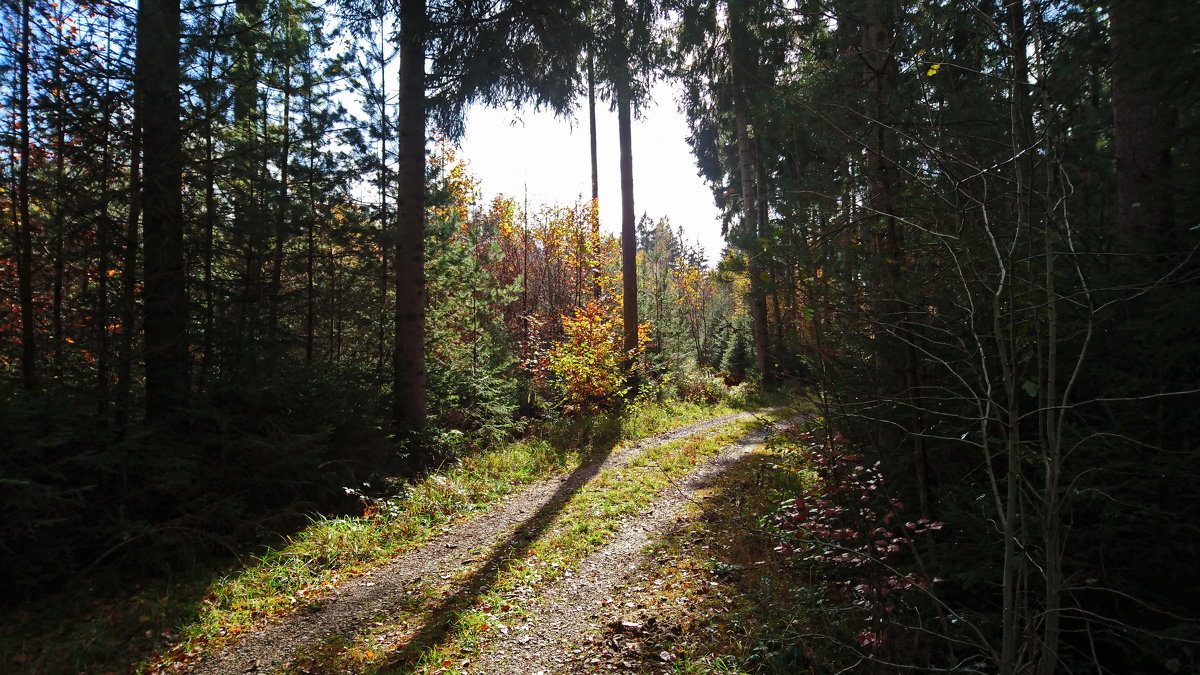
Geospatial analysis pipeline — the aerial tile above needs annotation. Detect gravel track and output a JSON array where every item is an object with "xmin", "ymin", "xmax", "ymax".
[
  {"xmin": 184, "ymin": 410, "xmax": 769, "ymax": 674},
  {"xmin": 463, "ymin": 419, "xmax": 786, "ymax": 674}
]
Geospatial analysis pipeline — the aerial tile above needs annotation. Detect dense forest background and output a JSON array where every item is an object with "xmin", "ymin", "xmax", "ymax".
[{"xmin": 2, "ymin": 0, "xmax": 1198, "ymax": 672}]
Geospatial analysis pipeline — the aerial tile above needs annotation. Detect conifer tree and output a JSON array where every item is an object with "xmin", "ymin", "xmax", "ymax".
[
  {"xmin": 393, "ymin": 0, "xmax": 428, "ymax": 436},
  {"xmin": 138, "ymin": 0, "xmax": 189, "ymax": 419},
  {"xmin": 1110, "ymin": 0, "xmax": 1176, "ymax": 244},
  {"xmin": 15, "ymin": 0, "xmax": 35, "ymax": 391}
]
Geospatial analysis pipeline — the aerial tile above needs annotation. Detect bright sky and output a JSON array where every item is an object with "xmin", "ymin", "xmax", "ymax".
[{"xmin": 459, "ymin": 80, "xmax": 727, "ymax": 266}]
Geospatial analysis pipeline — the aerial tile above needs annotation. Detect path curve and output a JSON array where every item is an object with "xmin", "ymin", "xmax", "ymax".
[
  {"xmin": 185, "ymin": 410, "xmax": 769, "ymax": 674},
  {"xmin": 465, "ymin": 419, "xmax": 787, "ymax": 674}
]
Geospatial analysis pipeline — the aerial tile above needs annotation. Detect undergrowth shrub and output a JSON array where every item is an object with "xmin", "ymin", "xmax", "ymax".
[
  {"xmin": 664, "ymin": 366, "xmax": 728, "ymax": 404},
  {"xmin": 0, "ymin": 360, "xmax": 391, "ymax": 604},
  {"xmin": 771, "ymin": 423, "xmax": 944, "ymax": 666},
  {"xmin": 425, "ymin": 296, "xmax": 522, "ymax": 452},
  {"xmin": 725, "ymin": 379, "xmax": 761, "ymax": 408}
]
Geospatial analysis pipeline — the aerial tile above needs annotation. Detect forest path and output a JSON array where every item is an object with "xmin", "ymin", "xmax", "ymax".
[
  {"xmin": 184, "ymin": 409, "xmax": 778, "ymax": 674},
  {"xmin": 461, "ymin": 420, "xmax": 785, "ymax": 675}
]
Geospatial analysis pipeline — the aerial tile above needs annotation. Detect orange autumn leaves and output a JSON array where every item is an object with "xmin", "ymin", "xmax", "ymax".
[
  {"xmin": 430, "ymin": 147, "xmax": 648, "ymax": 413},
  {"xmin": 529, "ymin": 301, "xmax": 650, "ymax": 412},
  {"xmin": 498, "ymin": 201, "xmax": 649, "ymax": 411}
]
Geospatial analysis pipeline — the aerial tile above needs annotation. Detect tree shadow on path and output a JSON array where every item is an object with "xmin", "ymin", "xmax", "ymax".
[{"xmin": 379, "ymin": 439, "xmax": 622, "ymax": 672}]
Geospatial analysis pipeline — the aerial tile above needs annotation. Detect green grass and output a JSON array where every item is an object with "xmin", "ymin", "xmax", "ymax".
[
  {"xmin": 0, "ymin": 395, "xmax": 781, "ymax": 675},
  {"xmin": 141, "ymin": 400, "xmax": 767, "ymax": 670},
  {"xmin": 556, "ymin": 422, "xmax": 824, "ymax": 675},
  {"xmin": 282, "ymin": 410, "xmax": 793, "ymax": 674},
  {"xmin": 179, "ymin": 398, "xmax": 776, "ymax": 665}
]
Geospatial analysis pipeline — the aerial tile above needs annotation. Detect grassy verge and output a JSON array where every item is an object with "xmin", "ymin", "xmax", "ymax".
[
  {"xmin": 282, "ymin": 409, "xmax": 792, "ymax": 673},
  {"xmin": 0, "ymin": 397, "xmax": 774, "ymax": 674}
]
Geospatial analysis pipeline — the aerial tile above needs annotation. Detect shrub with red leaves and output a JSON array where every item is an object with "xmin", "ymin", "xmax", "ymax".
[{"xmin": 772, "ymin": 425, "xmax": 943, "ymax": 655}]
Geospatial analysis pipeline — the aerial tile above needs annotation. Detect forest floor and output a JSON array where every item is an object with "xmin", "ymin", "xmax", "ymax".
[{"xmin": 153, "ymin": 406, "xmax": 814, "ymax": 674}]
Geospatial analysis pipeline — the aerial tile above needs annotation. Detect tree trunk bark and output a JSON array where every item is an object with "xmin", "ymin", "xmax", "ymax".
[
  {"xmin": 17, "ymin": 0, "xmax": 36, "ymax": 391},
  {"xmin": 138, "ymin": 0, "xmax": 190, "ymax": 420},
  {"xmin": 232, "ymin": 0, "xmax": 262, "ymax": 360},
  {"xmin": 199, "ymin": 13, "xmax": 222, "ymax": 388},
  {"xmin": 116, "ymin": 77, "xmax": 142, "ymax": 428},
  {"xmin": 378, "ymin": 19, "xmax": 390, "ymax": 376},
  {"xmin": 96, "ymin": 19, "xmax": 123, "ymax": 410},
  {"xmin": 587, "ymin": 47, "xmax": 601, "ymax": 300},
  {"xmin": 270, "ymin": 64, "xmax": 291, "ymax": 343},
  {"xmin": 1110, "ymin": 0, "xmax": 1175, "ymax": 244},
  {"xmin": 588, "ymin": 49, "xmax": 599, "ymax": 208},
  {"xmin": 306, "ymin": 130, "xmax": 317, "ymax": 364},
  {"xmin": 729, "ymin": 5, "xmax": 772, "ymax": 388},
  {"xmin": 613, "ymin": 0, "xmax": 639, "ymax": 386},
  {"xmin": 51, "ymin": 38, "xmax": 66, "ymax": 379},
  {"xmin": 202, "ymin": 118, "xmax": 217, "ymax": 384},
  {"xmin": 96, "ymin": 95, "xmax": 113, "ymax": 412},
  {"xmin": 393, "ymin": 0, "xmax": 428, "ymax": 439}
]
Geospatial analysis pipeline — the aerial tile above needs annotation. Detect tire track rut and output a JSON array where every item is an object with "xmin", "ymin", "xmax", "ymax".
[
  {"xmin": 464, "ymin": 418, "xmax": 789, "ymax": 674},
  {"xmin": 186, "ymin": 410, "xmax": 768, "ymax": 674}
]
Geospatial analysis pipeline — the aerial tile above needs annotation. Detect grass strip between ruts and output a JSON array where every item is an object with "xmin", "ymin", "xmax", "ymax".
[
  {"xmin": 139, "ymin": 400, "xmax": 772, "ymax": 672},
  {"xmin": 570, "ymin": 439, "xmax": 817, "ymax": 674},
  {"xmin": 281, "ymin": 410, "xmax": 788, "ymax": 674}
]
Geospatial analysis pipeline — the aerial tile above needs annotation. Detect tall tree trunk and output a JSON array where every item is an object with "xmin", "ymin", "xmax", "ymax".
[
  {"xmin": 246, "ymin": 92, "xmax": 269, "ymax": 344},
  {"xmin": 521, "ymin": 191, "xmax": 528, "ymax": 346},
  {"xmin": 96, "ymin": 88, "xmax": 113, "ymax": 412},
  {"xmin": 17, "ymin": 0, "xmax": 36, "ymax": 391},
  {"xmin": 138, "ymin": 0, "xmax": 190, "ymax": 420},
  {"xmin": 378, "ymin": 18, "xmax": 390, "ymax": 376},
  {"xmin": 588, "ymin": 48, "xmax": 599, "ymax": 208},
  {"xmin": 1004, "ymin": 3, "xmax": 1064, "ymax": 672},
  {"xmin": 306, "ymin": 215, "xmax": 315, "ymax": 364},
  {"xmin": 861, "ymin": 0, "xmax": 933, "ymax": 519},
  {"xmin": 587, "ymin": 46, "xmax": 601, "ymax": 300},
  {"xmin": 270, "ymin": 63, "xmax": 292, "ymax": 342},
  {"xmin": 613, "ymin": 0, "xmax": 639, "ymax": 382},
  {"xmin": 393, "ymin": 0, "xmax": 428, "ymax": 439},
  {"xmin": 330, "ymin": 243, "xmax": 339, "ymax": 359},
  {"xmin": 199, "ymin": 9, "xmax": 224, "ymax": 388},
  {"xmin": 232, "ymin": 0, "xmax": 262, "ymax": 359},
  {"xmin": 202, "ymin": 117, "xmax": 217, "ymax": 384},
  {"xmin": 116, "ymin": 79, "xmax": 141, "ymax": 428},
  {"xmin": 306, "ymin": 130, "xmax": 317, "ymax": 364},
  {"xmin": 861, "ymin": 0, "xmax": 899, "ymax": 330},
  {"xmin": 735, "ymin": 107, "xmax": 771, "ymax": 386},
  {"xmin": 1109, "ymin": 0, "xmax": 1175, "ymax": 244},
  {"xmin": 769, "ymin": 267, "xmax": 784, "ymax": 349},
  {"xmin": 51, "ymin": 37, "xmax": 66, "ymax": 380},
  {"xmin": 729, "ymin": 4, "xmax": 772, "ymax": 388}
]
